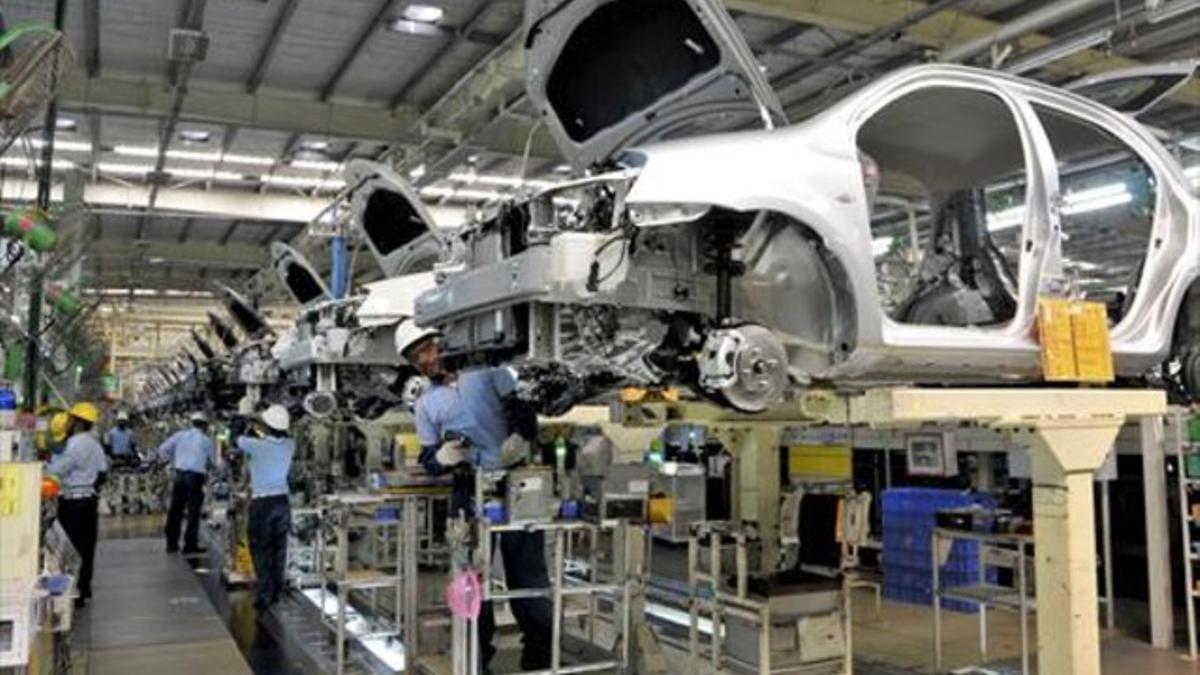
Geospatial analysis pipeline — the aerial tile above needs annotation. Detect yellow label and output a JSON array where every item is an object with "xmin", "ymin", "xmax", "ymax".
[
  {"xmin": 1070, "ymin": 301, "xmax": 1115, "ymax": 383},
  {"xmin": 787, "ymin": 444, "xmax": 852, "ymax": 480},
  {"xmin": 0, "ymin": 465, "xmax": 22, "ymax": 517}
]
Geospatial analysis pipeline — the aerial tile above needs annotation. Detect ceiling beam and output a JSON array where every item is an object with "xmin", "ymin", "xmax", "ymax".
[
  {"xmin": 259, "ymin": 222, "xmax": 286, "ymax": 245},
  {"xmin": 218, "ymin": 219, "xmax": 242, "ymax": 245},
  {"xmin": 59, "ymin": 74, "xmax": 423, "ymax": 143},
  {"xmin": 88, "ymin": 239, "xmax": 267, "ymax": 268},
  {"xmin": 319, "ymin": 0, "xmax": 394, "ymax": 101},
  {"xmin": 246, "ymin": 0, "xmax": 303, "ymax": 93},
  {"xmin": 725, "ymin": 0, "xmax": 1200, "ymax": 106},
  {"xmin": 387, "ymin": 0, "xmax": 495, "ymax": 109},
  {"xmin": 176, "ymin": 216, "xmax": 194, "ymax": 243}
]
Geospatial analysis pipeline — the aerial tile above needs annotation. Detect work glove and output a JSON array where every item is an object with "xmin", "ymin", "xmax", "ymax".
[
  {"xmin": 436, "ymin": 439, "xmax": 467, "ymax": 467},
  {"xmin": 499, "ymin": 434, "xmax": 531, "ymax": 468}
]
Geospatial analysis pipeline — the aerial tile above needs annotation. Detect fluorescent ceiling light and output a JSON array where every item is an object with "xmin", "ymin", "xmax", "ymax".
[
  {"xmin": 402, "ymin": 4, "xmax": 444, "ymax": 23},
  {"xmin": 872, "ymin": 236, "xmax": 894, "ymax": 257},
  {"xmin": 28, "ymin": 138, "xmax": 91, "ymax": 152},
  {"xmin": 259, "ymin": 174, "xmax": 345, "ymax": 190},
  {"xmin": 97, "ymin": 162, "xmax": 154, "ymax": 175},
  {"xmin": 553, "ymin": 164, "xmax": 572, "ymax": 174},
  {"xmin": 408, "ymin": 164, "xmax": 426, "ymax": 181},
  {"xmin": 420, "ymin": 186, "xmax": 507, "ymax": 202},
  {"xmin": 1062, "ymin": 182, "xmax": 1127, "ymax": 204},
  {"xmin": 1004, "ymin": 28, "xmax": 1112, "ymax": 75},
  {"xmin": 987, "ymin": 206, "xmax": 1025, "ymax": 232},
  {"xmin": 168, "ymin": 167, "xmax": 246, "ymax": 181},
  {"xmin": 113, "ymin": 145, "xmax": 274, "ymax": 166},
  {"xmin": 55, "ymin": 118, "xmax": 77, "ymax": 132},
  {"xmin": 1061, "ymin": 190, "xmax": 1131, "ymax": 215},
  {"xmin": 289, "ymin": 159, "xmax": 341, "ymax": 172},
  {"xmin": 299, "ymin": 140, "xmax": 330, "ymax": 152},
  {"xmin": 1147, "ymin": 0, "xmax": 1200, "ymax": 23},
  {"xmin": 221, "ymin": 153, "xmax": 274, "ymax": 166},
  {"xmin": 447, "ymin": 172, "xmax": 557, "ymax": 190},
  {"xmin": 0, "ymin": 156, "xmax": 76, "ymax": 170}
]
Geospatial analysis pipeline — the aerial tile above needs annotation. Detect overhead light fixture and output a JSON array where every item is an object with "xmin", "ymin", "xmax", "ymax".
[
  {"xmin": 220, "ymin": 153, "xmax": 275, "ymax": 166},
  {"xmin": 388, "ymin": 18, "xmax": 444, "ymax": 36},
  {"xmin": 168, "ymin": 167, "xmax": 246, "ymax": 181},
  {"xmin": 97, "ymin": 162, "xmax": 155, "ymax": 175},
  {"xmin": 420, "ymin": 185, "xmax": 508, "ymax": 202},
  {"xmin": 259, "ymin": 174, "xmax": 345, "ymax": 190},
  {"xmin": 447, "ymin": 171, "xmax": 557, "ymax": 190},
  {"xmin": 55, "ymin": 118, "xmax": 77, "ymax": 132},
  {"xmin": 113, "ymin": 145, "xmax": 274, "ymax": 166},
  {"xmin": 178, "ymin": 129, "xmax": 212, "ymax": 143},
  {"xmin": 0, "ymin": 157, "xmax": 76, "ymax": 170},
  {"xmin": 289, "ymin": 159, "xmax": 342, "ymax": 172},
  {"xmin": 1147, "ymin": 0, "xmax": 1200, "ymax": 23},
  {"xmin": 299, "ymin": 140, "xmax": 330, "ymax": 152},
  {"xmin": 408, "ymin": 164, "xmax": 427, "ymax": 181},
  {"xmin": 402, "ymin": 4, "xmax": 444, "ymax": 23},
  {"xmin": 28, "ymin": 138, "xmax": 91, "ymax": 152},
  {"xmin": 1004, "ymin": 28, "xmax": 1113, "ymax": 75},
  {"xmin": 872, "ymin": 236, "xmax": 894, "ymax": 258},
  {"xmin": 553, "ymin": 164, "xmax": 572, "ymax": 174}
]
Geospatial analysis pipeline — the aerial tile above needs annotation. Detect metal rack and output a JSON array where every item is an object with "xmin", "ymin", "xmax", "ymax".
[
  {"xmin": 931, "ymin": 527, "xmax": 1034, "ymax": 675},
  {"xmin": 460, "ymin": 518, "xmax": 631, "ymax": 675},
  {"xmin": 1173, "ymin": 412, "xmax": 1200, "ymax": 660},
  {"xmin": 318, "ymin": 494, "xmax": 409, "ymax": 675}
]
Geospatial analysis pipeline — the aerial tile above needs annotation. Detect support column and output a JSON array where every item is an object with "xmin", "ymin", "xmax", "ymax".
[
  {"xmin": 1140, "ymin": 415, "xmax": 1173, "ymax": 648},
  {"xmin": 711, "ymin": 425, "xmax": 784, "ymax": 572},
  {"xmin": 1028, "ymin": 420, "xmax": 1122, "ymax": 675}
]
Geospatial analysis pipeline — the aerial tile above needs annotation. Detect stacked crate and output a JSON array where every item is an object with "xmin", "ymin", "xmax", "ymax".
[{"xmin": 881, "ymin": 487, "xmax": 995, "ymax": 612}]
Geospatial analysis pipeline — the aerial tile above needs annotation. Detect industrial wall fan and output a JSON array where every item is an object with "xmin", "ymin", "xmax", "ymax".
[{"xmin": 0, "ymin": 16, "xmax": 74, "ymax": 157}]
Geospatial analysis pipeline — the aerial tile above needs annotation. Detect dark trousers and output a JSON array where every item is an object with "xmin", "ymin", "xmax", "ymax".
[
  {"xmin": 479, "ymin": 531, "xmax": 553, "ymax": 669},
  {"xmin": 58, "ymin": 497, "xmax": 99, "ymax": 599},
  {"xmin": 165, "ymin": 471, "xmax": 206, "ymax": 552},
  {"xmin": 248, "ymin": 495, "xmax": 290, "ymax": 606}
]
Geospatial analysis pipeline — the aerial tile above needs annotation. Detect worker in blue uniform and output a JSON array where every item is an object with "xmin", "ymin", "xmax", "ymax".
[
  {"xmin": 103, "ymin": 411, "xmax": 138, "ymax": 468},
  {"xmin": 158, "ymin": 411, "xmax": 216, "ymax": 555},
  {"xmin": 46, "ymin": 402, "xmax": 109, "ymax": 608},
  {"xmin": 396, "ymin": 321, "xmax": 551, "ymax": 671},
  {"xmin": 232, "ymin": 404, "xmax": 295, "ymax": 610}
]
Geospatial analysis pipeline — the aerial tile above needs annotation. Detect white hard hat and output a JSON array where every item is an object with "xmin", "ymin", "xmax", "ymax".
[
  {"xmin": 261, "ymin": 404, "xmax": 290, "ymax": 432},
  {"xmin": 189, "ymin": 411, "xmax": 207, "ymax": 423},
  {"xmin": 394, "ymin": 319, "xmax": 440, "ymax": 362},
  {"xmin": 116, "ymin": 411, "xmax": 130, "ymax": 422}
]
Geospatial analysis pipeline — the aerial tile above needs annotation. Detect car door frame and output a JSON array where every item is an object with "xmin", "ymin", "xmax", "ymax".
[{"xmin": 842, "ymin": 69, "xmax": 1062, "ymax": 374}]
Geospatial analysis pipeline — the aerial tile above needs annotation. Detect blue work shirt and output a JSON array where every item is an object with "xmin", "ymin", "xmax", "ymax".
[
  {"xmin": 158, "ymin": 427, "xmax": 215, "ymax": 474},
  {"xmin": 236, "ymin": 435, "xmax": 295, "ymax": 498},
  {"xmin": 105, "ymin": 426, "xmax": 136, "ymax": 456},
  {"xmin": 414, "ymin": 367, "xmax": 516, "ymax": 471},
  {"xmin": 46, "ymin": 432, "xmax": 108, "ymax": 497}
]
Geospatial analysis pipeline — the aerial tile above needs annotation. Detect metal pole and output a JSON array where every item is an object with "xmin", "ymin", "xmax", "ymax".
[{"xmin": 24, "ymin": 0, "xmax": 68, "ymax": 410}]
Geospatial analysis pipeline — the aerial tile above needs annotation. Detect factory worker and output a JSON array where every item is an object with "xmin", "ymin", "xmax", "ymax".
[
  {"xmin": 45, "ymin": 402, "xmax": 108, "ymax": 608},
  {"xmin": 396, "ymin": 321, "xmax": 552, "ymax": 671},
  {"xmin": 233, "ymin": 404, "xmax": 295, "ymax": 610},
  {"xmin": 104, "ymin": 411, "xmax": 138, "ymax": 467},
  {"xmin": 158, "ymin": 411, "xmax": 215, "ymax": 554}
]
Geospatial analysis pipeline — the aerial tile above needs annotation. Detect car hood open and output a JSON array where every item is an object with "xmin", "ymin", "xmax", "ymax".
[{"xmin": 271, "ymin": 242, "xmax": 332, "ymax": 308}]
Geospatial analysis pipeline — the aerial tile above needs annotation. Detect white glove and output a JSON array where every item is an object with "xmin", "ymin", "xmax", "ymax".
[
  {"xmin": 436, "ymin": 439, "xmax": 467, "ymax": 467},
  {"xmin": 499, "ymin": 434, "xmax": 531, "ymax": 468}
]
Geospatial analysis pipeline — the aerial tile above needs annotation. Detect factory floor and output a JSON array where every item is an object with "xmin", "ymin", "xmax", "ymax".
[{"xmin": 72, "ymin": 516, "xmax": 1199, "ymax": 675}]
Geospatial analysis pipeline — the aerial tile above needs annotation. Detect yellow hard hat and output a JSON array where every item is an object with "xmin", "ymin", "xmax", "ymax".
[
  {"xmin": 68, "ymin": 402, "xmax": 101, "ymax": 424},
  {"xmin": 50, "ymin": 412, "xmax": 70, "ymax": 443}
]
